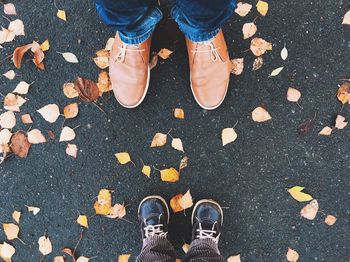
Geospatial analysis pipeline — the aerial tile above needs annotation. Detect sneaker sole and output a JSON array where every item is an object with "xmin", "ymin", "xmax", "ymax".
[
  {"xmin": 138, "ymin": 195, "xmax": 170, "ymax": 224},
  {"xmin": 191, "ymin": 199, "xmax": 224, "ymax": 226}
]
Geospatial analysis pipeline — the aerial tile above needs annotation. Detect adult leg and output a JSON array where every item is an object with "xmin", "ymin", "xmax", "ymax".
[
  {"xmin": 136, "ymin": 196, "xmax": 177, "ymax": 262},
  {"xmin": 183, "ymin": 199, "xmax": 226, "ymax": 262}
]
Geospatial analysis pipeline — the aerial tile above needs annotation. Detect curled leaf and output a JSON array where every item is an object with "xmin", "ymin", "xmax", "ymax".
[
  {"xmin": 300, "ymin": 199, "xmax": 319, "ymax": 220},
  {"xmin": 74, "ymin": 76, "xmax": 99, "ymax": 102},
  {"xmin": 10, "ymin": 131, "xmax": 31, "ymax": 158},
  {"xmin": 13, "ymin": 43, "xmax": 33, "ymax": 69}
]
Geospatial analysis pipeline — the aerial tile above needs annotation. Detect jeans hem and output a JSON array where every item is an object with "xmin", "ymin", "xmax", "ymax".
[{"xmin": 118, "ymin": 27, "xmax": 154, "ymax": 45}]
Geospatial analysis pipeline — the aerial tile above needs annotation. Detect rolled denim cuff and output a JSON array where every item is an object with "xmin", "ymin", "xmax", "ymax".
[{"xmin": 118, "ymin": 26, "xmax": 154, "ymax": 45}]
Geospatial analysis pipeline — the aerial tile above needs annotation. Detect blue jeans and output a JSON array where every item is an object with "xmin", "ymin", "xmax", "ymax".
[{"xmin": 95, "ymin": 0, "xmax": 237, "ymax": 44}]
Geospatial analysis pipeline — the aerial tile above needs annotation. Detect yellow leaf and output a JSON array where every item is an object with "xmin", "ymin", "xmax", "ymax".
[
  {"xmin": 150, "ymin": 132, "xmax": 167, "ymax": 147},
  {"xmin": 12, "ymin": 210, "xmax": 21, "ymax": 224},
  {"xmin": 3, "ymin": 223, "xmax": 19, "ymax": 240},
  {"xmin": 115, "ymin": 152, "xmax": 132, "ymax": 164},
  {"xmin": 160, "ymin": 168, "xmax": 179, "ymax": 183},
  {"xmin": 94, "ymin": 189, "xmax": 112, "ymax": 215},
  {"xmin": 288, "ymin": 186, "xmax": 313, "ymax": 202},
  {"xmin": 40, "ymin": 39, "xmax": 50, "ymax": 51},
  {"xmin": 142, "ymin": 165, "xmax": 151, "ymax": 178},
  {"xmin": 57, "ymin": 10, "xmax": 67, "ymax": 21},
  {"xmin": 158, "ymin": 48, "xmax": 173, "ymax": 59},
  {"xmin": 256, "ymin": 0, "xmax": 269, "ymax": 16},
  {"xmin": 174, "ymin": 108, "xmax": 185, "ymax": 119},
  {"xmin": 118, "ymin": 254, "xmax": 131, "ymax": 262},
  {"xmin": 77, "ymin": 215, "xmax": 89, "ymax": 228}
]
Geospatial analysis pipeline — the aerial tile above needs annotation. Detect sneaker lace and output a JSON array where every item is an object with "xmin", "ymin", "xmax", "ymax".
[
  {"xmin": 191, "ymin": 42, "xmax": 221, "ymax": 62},
  {"xmin": 195, "ymin": 221, "xmax": 220, "ymax": 243},
  {"xmin": 116, "ymin": 43, "xmax": 145, "ymax": 63},
  {"xmin": 143, "ymin": 215, "xmax": 167, "ymax": 238}
]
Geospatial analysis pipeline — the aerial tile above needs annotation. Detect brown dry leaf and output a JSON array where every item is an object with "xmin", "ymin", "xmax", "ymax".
[
  {"xmin": 10, "ymin": 131, "xmax": 31, "ymax": 158},
  {"xmin": 227, "ymin": 255, "xmax": 241, "ymax": 262},
  {"xmin": 106, "ymin": 203, "xmax": 126, "ymax": 219},
  {"xmin": 252, "ymin": 106, "xmax": 272, "ymax": 122},
  {"xmin": 26, "ymin": 205, "xmax": 40, "ymax": 215},
  {"xmin": 57, "ymin": 10, "xmax": 67, "ymax": 21},
  {"xmin": 3, "ymin": 223, "xmax": 19, "ymax": 240},
  {"xmin": 0, "ymin": 111, "xmax": 16, "ymax": 129},
  {"xmin": 324, "ymin": 215, "xmax": 337, "ymax": 226},
  {"xmin": 4, "ymin": 3, "xmax": 17, "ymax": 15},
  {"xmin": 170, "ymin": 190, "xmax": 193, "ymax": 213},
  {"xmin": 4, "ymin": 93, "xmax": 26, "ymax": 111},
  {"xmin": 286, "ymin": 248, "xmax": 299, "ymax": 262},
  {"xmin": 287, "ymin": 88, "xmax": 301, "ymax": 103},
  {"xmin": 319, "ymin": 126, "xmax": 332, "ymax": 136},
  {"xmin": 222, "ymin": 128, "xmax": 238, "ymax": 146},
  {"xmin": 28, "ymin": 129, "xmax": 46, "ymax": 144},
  {"xmin": 40, "ymin": 39, "xmax": 50, "ymax": 51},
  {"xmin": 62, "ymin": 247, "xmax": 74, "ymax": 258},
  {"xmin": 231, "ymin": 58, "xmax": 244, "ymax": 75},
  {"xmin": 179, "ymin": 156, "xmax": 189, "ymax": 171},
  {"xmin": 64, "ymin": 103, "xmax": 79, "ymax": 119},
  {"xmin": 94, "ymin": 189, "xmax": 112, "ymax": 215},
  {"xmin": 105, "ymin": 37, "xmax": 115, "ymax": 51},
  {"xmin": 300, "ymin": 199, "xmax": 319, "ymax": 220},
  {"xmin": 298, "ymin": 117, "xmax": 316, "ymax": 136},
  {"xmin": 38, "ymin": 235, "xmax": 52, "ymax": 256},
  {"xmin": 172, "ymin": 138, "xmax": 184, "ymax": 152},
  {"xmin": 118, "ymin": 254, "xmax": 131, "ymax": 262},
  {"xmin": 13, "ymin": 81, "xmax": 31, "ymax": 94},
  {"xmin": 93, "ymin": 56, "xmax": 109, "ymax": 69},
  {"xmin": 12, "ymin": 211, "xmax": 21, "ymax": 224},
  {"xmin": 63, "ymin": 82, "xmax": 79, "ymax": 98},
  {"xmin": 3, "ymin": 70, "xmax": 16, "ymax": 80},
  {"xmin": 97, "ymin": 71, "xmax": 112, "ymax": 93},
  {"xmin": 75, "ymin": 76, "xmax": 99, "ymax": 102},
  {"xmin": 115, "ymin": 152, "xmax": 132, "ymax": 164},
  {"xmin": 0, "ymin": 129, "xmax": 12, "ymax": 145},
  {"xmin": 242, "ymin": 22, "xmax": 257, "ymax": 39},
  {"xmin": 252, "ymin": 57, "xmax": 264, "ymax": 71},
  {"xmin": 48, "ymin": 130, "xmax": 56, "ymax": 140},
  {"xmin": 142, "ymin": 165, "xmax": 151, "ymax": 178},
  {"xmin": 77, "ymin": 215, "xmax": 89, "ymax": 228},
  {"xmin": 250, "ymin": 37, "xmax": 272, "ymax": 56},
  {"xmin": 342, "ymin": 10, "xmax": 350, "ymax": 25},
  {"xmin": 0, "ymin": 242, "xmax": 15, "ymax": 260},
  {"xmin": 21, "ymin": 114, "xmax": 33, "ymax": 124},
  {"xmin": 150, "ymin": 52, "xmax": 158, "ymax": 70},
  {"xmin": 335, "ymin": 115, "xmax": 348, "ymax": 129},
  {"xmin": 235, "ymin": 2, "xmax": 252, "ymax": 17},
  {"xmin": 8, "ymin": 19, "xmax": 25, "ymax": 36},
  {"xmin": 66, "ymin": 144, "xmax": 78, "ymax": 158},
  {"xmin": 337, "ymin": 82, "xmax": 350, "ymax": 104},
  {"xmin": 158, "ymin": 48, "xmax": 173, "ymax": 59},
  {"xmin": 160, "ymin": 168, "xmax": 180, "ymax": 183},
  {"xmin": 13, "ymin": 43, "xmax": 33, "ymax": 69},
  {"xmin": 174, "ymin": 108, "xmax": 185, "ymax": 119},
  {"xmin": 96, "ymin": 49, "xmax": 110, "ymax": 57},
  {"xmin": 59, "ymin": 127, "xmax": 76, "ymax": 142},
  {"xmin": 151, "ymin": 132, "xmax": 167, "ymax": 147},
  {"xmin": 37, "ymin": 104, "xmax": 60, "ymax": 123},
  {"xmin": 54, "ymin": 256, "xmax": 65, "ymax": 262},
  {"xmin": 31, "ymin": 41, "xmax": 45, "ymax": 69},
  {"xmin": 256, "ymin": 0, "xmax": 269, "ymax": 16}
]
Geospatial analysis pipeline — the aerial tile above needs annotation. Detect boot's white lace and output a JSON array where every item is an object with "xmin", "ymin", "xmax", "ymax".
[
  {"xmin": 143, "ymin": 215, "xmax": 167, "ymax": 238},
  {"xmin": 191, "ymin": 42, "xmax": 221, "ymax": 62},
  {"xmin": 195, "ymin": 221, "xmax": 220, "ymax": 243},
  {"xmin": 116, "ymin": 43, "xmax": 145, "ymax": 63}
]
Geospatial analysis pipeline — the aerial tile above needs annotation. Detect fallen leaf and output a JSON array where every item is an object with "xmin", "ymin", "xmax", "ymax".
[
  {"xmin": 0, "ymin": 111, "xmax": 16, "ymax": 129},
  {"xmin": 0, "ymin": 27, "xmax": 16, "ymax": 44},
  {"xmin": 118, "ymin": 254, "xmax": 131, "ymax": 262},
  {"xmin": 151, "ymin": 133, "xmax": 167, "ymax": 147},
  {"xmin": 66, "ymin": 144, "xmax": 78, "ymax": 158},
  {"xmin": 21, "ymin": 114, "xmax": 33, "ymax": 124},
  {"xmin": 63, "ymin": 82, "xmax": 79, "ymax": 98},
  {"xmin": 38, "ymin": 235, "xmax": 52, "ymax": 256},
  {"xmin": 62, "ymin": 248, "xmax": 74, "ymax": 258},
  {"xmin": 252, "ymin": 107, "xmax": 272, "ymax": 122},
  {"xmin": 26, "ymin": 205, "xmax": 40, "ymax": 215},
  {"xmin": 13, "ymin": 43, "xmax": 33, "ymax": 69},
  {"xmin": 57, "ymin": 10, "xmax": 67, "ymax": 21},
  {"xmin": 250, "ymin": 37, "xmax": 272, "ymax": 56},
  {"xmin": 37, "ymin": 104, "xmax": 60, "ymax": 123},
  {"xmin": 48, "ymin": 130, "xmax": 56, "ymax": 140},
  {"xmin": 28, "ymin": 129, "xmax": 46, "ymax": 144},
  {"xmin": 182, "ymin": 243, "xmax": 190, "ymax": 253},
  {"xmin": 230, "ymin": 58, "xmax": 244, "ymax": 75},
  {"xmin": 40, "ymin": 39, "xmax": 50, "ymax": 51},
  {"xmin": 142, "ymin": 165, "xmax": 151, "ymax": 178},
  {"xmin": 3, "ymin": 223, "xmax": 19, "ymax": 240},
  {"xmin": 170, "ymin": 190, "xmax": 193, "ymax": 213},
  {"xmin": 60, "ymin": 52, "xmax": 78, "ymax": 63},
  {"xmin": 172, "ymin": 138, "xmax": 184, "ymax": 152},
  {"xmin": 174, "ymin": 108, "xmax": 185, "ymax": 119},
  {"xmin": 342, "ymin": 10, "xmax": 350, "ymax": 25},
  {"xmin": 319, "ymin": 126, "xmax": 332, "ymax": 136},
  {"xmin": 54, "ymin": 256, "xmax": 65, "ymax": 262},
  {"xmin": 179, "ymin": 156, "xmax": 189, "ymax": 171},
  {"xmin": 158, "ymin": 48, "xmax": 173, "ymax": 59},
  {"xmin": 64, "ymin": 103, "xmax": 79, "ymax": 119},
  {"xmin": 94, "ymin": 189, "xmax": 112, "ymax": 215},
  {"xmin": 287, "ymin": 88, "xmax": 301, "ymax": 103},
  {"xmin": 337, "ymin": 82, "xmax": 350, "ymax": 104},
  {"xmin": 288, "ymin": 186, "xmax": 313, "ymax": 202},
  {"xmin": 235, "ymin": 2, "xmax": 252, "ymax": 17},
  {"xmin": 13, "ymin": 81, "xmax": 31, "ymax": 94},
  {"xmin": 77, "ymin": 256, "xmax": 90, "ymax": 262},
  {"xmin": 106, "ymin": 203, "xmax": 126, "ymax": 219},
  {"xmin": 335, "ymin": 115, "xmax": 348, "ymax": 129},
  {"xmin": 3, "ymin": 70, "xmax": 16, "ymax": 80},
  {"xmin": 222, "ymin": 128, "xmax": 238, "ymax": 146},
  {"xmin": 269, "ymin": 67, "xmax": 284, "ymax": 77},
  {"xmin": 242, "ymin": 23, "xmax": 257, "ymax": 39},
  {"xmin": 105, "ymin": 37, "xmax": 115, "ymax": 51},
  {"xmin": 227, "ymin": 255, "xmax": 241, "ymax": 262},
  {"xmin": 256, "ymin": 0, "xmax": 269, "ymax": 16},
  {"xmin": 0, "ymin": 129, "xmax": 12, "ymax": 145},
  {"xmin": 252, "ymin": 57, "xmax": 264, "ymax": 71},
  {"xmin": 300, "ymin": 199, "xmax": 319, "ymax": 220},
  {"xmin": 77, "ymin": 215, "xmax": 89, "ymax": 228},
  {"xmin": 324, "ymin": 215, "xmax": 337, "ymax": 226},
  {"xmin": 93, "ymin": 56, "xmax": 109, "ymax": 69},
  {"xmin": 298, "ymin": 117, "xmax": 316, "ymax": 136},
  {"xmin": 0, "ymin": 242, "xmax": 15, "ymax": 260},
  {"xmin": 160, "ymin": 168, "xmax": 179, "ymax": 183},
  {"xmin": 115, "ymin": 152, "xmax": 132, "ymax": 165},
  {"xmin": 286, "ymin": 248, "xmax": 299, "ymax": 262},
  {"xmin": 10, "ymin": 131, "xmax": 31, "ymax": 158},
  {"xmin": 8, "ymin": 19, "xmax": 25, "ymax": 36},
  {"xmin": 281, "ymin": 45, "xmax": 288, "ymax": 60},
  {"xmin": 12, "ymin": 211, "xmax": 21, "ymax": 224},
  {"xmin": 59, "ymin": 127, "xmax": 76, "ymax": 142},
  {"xmin": 31, "ymin": 41, "xmax": 45, "ymax": 68},
  {"xmin": 4, "ymin": 93, "xmax": 26, "ymax": 111},
  {"xmin": 4, "ymin": 3, "xmax": 17, "ymax": 15},
  {"xmin": 181, "ymin": 190, "xmax": 193, "ymax": 210},
  {"xmin": 75, "ymin": 76, "xmax": 99, "ymax": 102},
  {"xmin": 97, "ymin": 71, "xmax": 112, "ymax": 93},
  {"xmin": 0, "ymin": 146, "xmax": 6, "ymax": 165}
]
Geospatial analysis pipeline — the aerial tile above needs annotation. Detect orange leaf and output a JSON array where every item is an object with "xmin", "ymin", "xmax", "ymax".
[{"xmin": 13, "ymin": 43, "xmax": 33, "ymax": 69}]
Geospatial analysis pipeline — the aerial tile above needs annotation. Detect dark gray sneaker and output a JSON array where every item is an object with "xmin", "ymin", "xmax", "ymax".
[
  {"xmin": 191, "ymin": 199, "xmax": 224, "ymax": 244},
  {"xmin": 138, "ymin": 195, "xmax": 170, "ymax": 240}
]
